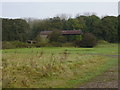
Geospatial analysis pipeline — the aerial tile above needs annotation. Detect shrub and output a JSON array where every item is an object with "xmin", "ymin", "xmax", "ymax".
[
  {"xmin": 62, "ymin": 43, "xmax": 74, "ymax": 47},
  {"xmin": 12, "ymin": 41, "xmax": 31, "ymax": 48},
  {"xmin": 97, "ymin": 40, "xmax": 109, "ymax": 44},
  {"xmin": 48, "ymin": 30, "xmax": 62, "ymax": 42},
  {"xmin": 2, "ymin": 41, "xmax": 16, "ymax": 49},
  {"xmin": 75, "ymin": 33, "xmax": 97, "ymax": 48},
  {"xmin": 34, "ymin": 42, "xmax": 46, "ymax": 47},
  {"xmin": 34, "ymin": 42, "xmax": 61, "ymax": 47},
  {"xmin": 2, "ymin": 41, "xmax": 34, "ymax": 49},
  {"xmin": 57, "ymin": 36, "xmax": 67, "ymax": 43},
  {"xmin": 50, "ymin": 42, "xmax": 62, "ymax": 47}
]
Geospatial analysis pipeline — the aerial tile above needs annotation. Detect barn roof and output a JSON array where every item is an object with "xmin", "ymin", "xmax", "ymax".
[
  {"xmin": 40, "ymin": 30, "xmax": 82, "ymax": 35},
  {"xmin": 61, "ymin": 30, "xmax": 82, "ymax": 35},
  {"xmin": 40, "ymin": 31, "xmax": 52, "ymax": 35}
]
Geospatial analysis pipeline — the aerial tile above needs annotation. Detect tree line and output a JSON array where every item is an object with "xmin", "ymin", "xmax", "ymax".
[{"xmin": 2, "ymin": 14, "xmax": 119, "ymax": 43}]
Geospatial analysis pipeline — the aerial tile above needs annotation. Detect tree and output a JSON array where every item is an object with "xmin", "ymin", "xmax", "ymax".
[
  {"xmin": 56, "ymin": 13, "xmax": 72, "ymax": 20},
  {"xmin": 48, "ymin": 30, "xmax": 67, "ymax": 43},
  {"xmin": 65, "ymin": 18, "xmax": 84, "ymax": 30},
  {"xmin": 93, "ymin": 16, "xmax": 118, "ymax": 42},
  {"xmin": 48, "ymin": 17, "xmax": 64, "ymax": 29},
  {"xmin": 2, "ymin": 19, "xmax": 30, "ymax": 42},
  {"xmin": 2, "ymin": 14, "xmax": 118, "ymax": 43},
  {"xmin": 48, "ymin": 30, "xmax": 61, "ymax": 42}
]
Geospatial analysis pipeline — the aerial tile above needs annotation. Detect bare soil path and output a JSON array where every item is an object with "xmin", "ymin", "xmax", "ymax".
[
  {"xmin": 79, "ymin": 66, "xmax": 118, "ymax": 88},
  {"xmin": 79, "ymin": 54, "xmax": 119, "ymax": 88}
]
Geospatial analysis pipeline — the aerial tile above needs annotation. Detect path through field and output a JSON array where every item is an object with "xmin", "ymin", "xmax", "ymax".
[
  {"xmin": 2, "ymin": 45, "xmax": 118, "ymax": 88},
  {"xmin": 79, "ymin": 54, "xmax": 119, "ymax": 88}
]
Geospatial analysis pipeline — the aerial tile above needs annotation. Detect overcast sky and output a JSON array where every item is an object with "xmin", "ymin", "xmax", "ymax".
[{"xmin": 2, "ymin": 2, "xmax": 118, "ymax": 19}]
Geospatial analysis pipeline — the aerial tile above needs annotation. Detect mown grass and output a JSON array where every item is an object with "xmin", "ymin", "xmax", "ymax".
[{"xmin": 2, "ymin": 43, "xmax": 118, "ymax": 88}]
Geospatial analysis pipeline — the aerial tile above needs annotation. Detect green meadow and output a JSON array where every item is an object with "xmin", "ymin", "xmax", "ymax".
[{"xmin": 2, "ymin": 44, "xmax": 118, "ymax": 88}]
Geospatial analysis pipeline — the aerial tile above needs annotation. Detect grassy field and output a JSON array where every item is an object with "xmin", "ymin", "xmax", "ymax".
[{"xmin": 2, "ymin": 44, "xmax": 118, "ymax": 88}]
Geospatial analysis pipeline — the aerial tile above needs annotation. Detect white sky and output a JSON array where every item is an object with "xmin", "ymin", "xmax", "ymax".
[
  {"xmin": 1, "ymin": 0, "xmax": 119, "ymax": 19},
  {"xmin": 1, "ymin": 0, "xmax": 119, "ymax": 2}
]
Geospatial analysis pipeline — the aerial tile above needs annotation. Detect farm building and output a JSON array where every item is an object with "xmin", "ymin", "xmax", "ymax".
[
  {"xmin": 39, "ymin": 30, "xmax": 83, "ymax": 42},
  {"xmin": 40, "ymin": 30, "xmax": 83, "ymax": 36}
]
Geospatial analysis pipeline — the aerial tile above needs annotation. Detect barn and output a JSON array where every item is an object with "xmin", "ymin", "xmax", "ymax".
[
  {"xmin": 40, "ymin": 30, "xmax": 83, "ymax": 42},
  {"xmin": 40, "ymin": 30, "xmax": 83, "ymax": 35}
]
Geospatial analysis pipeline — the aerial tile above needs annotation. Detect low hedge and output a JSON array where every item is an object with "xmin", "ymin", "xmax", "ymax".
[
  {"xmin": 2, "ymin": 41, "xmax": 34, "ymax": 49},
  {"xmin": 2, "ymin": 41, "xmax": 16, "ymax": 49}
]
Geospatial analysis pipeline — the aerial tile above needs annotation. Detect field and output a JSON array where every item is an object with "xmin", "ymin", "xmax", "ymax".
[{"xmin": 2, "ymin": 44, "xmax": 118, "ymax": 88}]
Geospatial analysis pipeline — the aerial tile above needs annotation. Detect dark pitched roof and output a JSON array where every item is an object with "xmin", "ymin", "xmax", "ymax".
[
  {"xmin": 40, "ymin": 30, "xmax": 82, "ymax": 35},
  {"xmin": 61, "ymin": 30, "xmax": 82, "ymax": 35},
  {"xmin": 40, "ymin": 31, "xmax": 52, "ymax": 35}
]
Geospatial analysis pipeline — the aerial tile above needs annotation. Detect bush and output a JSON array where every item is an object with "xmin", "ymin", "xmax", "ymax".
[
  {"xmin": 62, "ymin": 43, "xmax": 74, "ymax": 47},
  {"xmin": 48, "ymin": 30, "xmax": 62, "ymax": 42},
  {"xmin": 2, "ymin": 41, "xmax": 16, "ymax": 49},
  {"xmin": 2, "ymin": 41, "xmax": 34, "ymax": 49},
  {"xmin": 34, "ymin": 42, "xmax": 48, "ymax": 47},
  {"xmin": 12, "ymin": 41, "xmax": 31, "ymax": 48},
  {"xmin": 97, "ymin": 40, "xmax": 109, "ymax": 44},
  {"xmin": 57, "ymin": 36, "xmax": 67, "ymax": 43},
  {"xmin": 75, "ymin": 33, "xmax": 97, "ymax": 48},
  {"xmin": 34, "ymin": 42, "xmax": 63, "ymax": 47},
  {"xmin": 50, "ymin": 42, "xmax": 62, "ymax": 47}
]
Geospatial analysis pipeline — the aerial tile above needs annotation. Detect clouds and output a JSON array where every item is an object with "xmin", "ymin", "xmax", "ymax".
[{"xmin": 2, "ymin": 2, "xmax": 118, "ymax": 19}]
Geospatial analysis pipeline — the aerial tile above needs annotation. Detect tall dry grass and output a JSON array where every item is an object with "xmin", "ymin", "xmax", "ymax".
[{"xmin": 2, "ymin": 49, "xmax": 107, "ymax": 88}]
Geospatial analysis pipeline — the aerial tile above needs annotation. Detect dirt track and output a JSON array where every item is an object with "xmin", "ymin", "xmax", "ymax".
[
  {"xmin": 79, "ymin": 66, "xmax": 118, "ymax": 88},
  {"xmin": 79, "ymin": 54, "xmax": 118, "ymax": 88}
]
